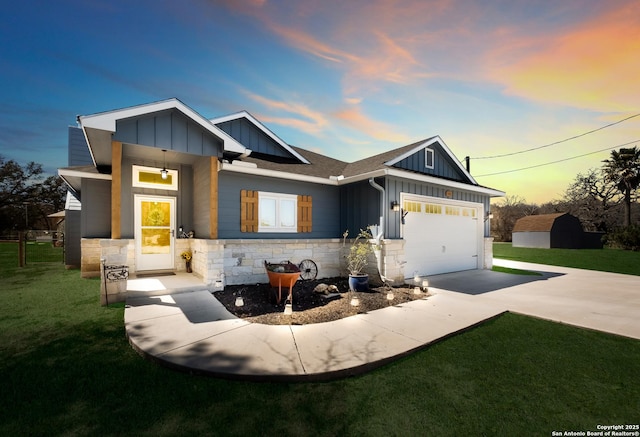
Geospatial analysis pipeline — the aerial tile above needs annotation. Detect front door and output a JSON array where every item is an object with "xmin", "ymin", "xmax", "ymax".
[{"xmin": 135, "ymin": 195, "xmax": 175, "ymax": 271}]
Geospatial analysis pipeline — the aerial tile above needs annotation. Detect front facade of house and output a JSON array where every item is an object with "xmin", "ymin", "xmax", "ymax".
[{"xmin": 59, "ymin": 99, "xmax": 504, "ymax": 295}]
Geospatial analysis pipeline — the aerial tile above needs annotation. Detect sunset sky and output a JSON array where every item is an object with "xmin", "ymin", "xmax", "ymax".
[{"xmin": 1, "ymin": 0, "xmax": 639, "ymax": 204}]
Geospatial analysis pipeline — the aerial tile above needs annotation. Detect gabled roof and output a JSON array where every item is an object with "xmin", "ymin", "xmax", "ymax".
[
  {"xmin": 210, "ymin": 110, "xmax": 310, "ymax": 164},
  {"xmin": 80, "ymin": 98, "xmax": 248, "ymax": 165},
  {"xmin": 513, "ymin": 213, "xmax": 568, "ymax": 232}
]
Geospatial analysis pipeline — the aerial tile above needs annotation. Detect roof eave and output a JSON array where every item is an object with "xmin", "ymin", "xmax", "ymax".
[{"xmin": 211, "ymin": 110, "xmax": 310, "ymax": 164}]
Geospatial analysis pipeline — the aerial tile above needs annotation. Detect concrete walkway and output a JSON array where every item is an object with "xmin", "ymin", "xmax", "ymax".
[{"xmin": 124, "ymin": 260, "xmax": 640, "ymax": 381}]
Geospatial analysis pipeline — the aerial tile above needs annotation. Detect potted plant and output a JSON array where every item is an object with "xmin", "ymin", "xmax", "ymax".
[
  {"xmin": 181, "ymin": 250, "xmax": 193, "ymax": 273},
  {"xmin": 343, "ymin": 228, "xmax": 374, "ymax": 291}
]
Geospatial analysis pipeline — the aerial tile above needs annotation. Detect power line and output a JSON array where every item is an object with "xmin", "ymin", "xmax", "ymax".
[
  {"xmin": 475, "ymin": 139, "xmax": 640, "ymax": 177},
  {"xmin": 471, "ymin": 113, "xmax": 640, "ymax": 160}
]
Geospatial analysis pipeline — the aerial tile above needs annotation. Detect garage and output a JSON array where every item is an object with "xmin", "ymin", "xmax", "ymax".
[{"xmin": 402, "ymin": 194, "xmax": 482, "ymax": 277}]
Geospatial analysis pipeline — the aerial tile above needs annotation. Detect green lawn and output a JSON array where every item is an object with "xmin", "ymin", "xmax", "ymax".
[
  {"xmin": 494, "ymin": 242, "xmax": 640, "ymax": 276},
  {"xmin": 1, "ymin": 248, "xmax": 639, "ymax": 435}
]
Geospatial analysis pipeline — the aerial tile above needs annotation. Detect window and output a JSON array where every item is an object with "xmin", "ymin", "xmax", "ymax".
[
  {"xmin": 132, "ymin": 165, "xmax": 178, "ymax": 191},
  {"xmin": 403, "ymin": 201, "xmax": 422, "ymax": 213},
  {"xmin": 425, "ymin": 203, "xmax": 442, "ymax": 214},
  {"xmin": 425, "ymin": 148, "xmax": 434, "ymax": 169},
  {"xmin": 258, "ymin": 192, "xmax": 297, "ymax": 232},
  {"xmin": 241, "ymin": 190, "xmax": 312, "ymax": 233}
]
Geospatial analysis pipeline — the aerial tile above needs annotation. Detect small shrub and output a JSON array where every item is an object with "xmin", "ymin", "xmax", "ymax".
[{"xmin": 604, "ymin": 225, "xmax": 640, "ymax": 251}]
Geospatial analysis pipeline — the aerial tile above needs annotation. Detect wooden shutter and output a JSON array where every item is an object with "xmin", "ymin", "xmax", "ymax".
[
  {"xmin": 240, "ymin": 190, "xmax": 258, "ymax": 232},
  {"xmin": 297, "ymin": 195, "xmax": 312, "ymax": 233}
]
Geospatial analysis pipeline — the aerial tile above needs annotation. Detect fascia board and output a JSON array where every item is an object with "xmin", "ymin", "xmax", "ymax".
[
  {"xmin": 79, "ymin": 98, "xmax": 247, "ymax": 155},
  {"xmin": 386, "ymin": 168, "xmax": 505, "ymax": 197},
  {"xmin": 58, "ymin": 168, "xmax": 112, "ymax": 181},
  {"xmin": 384, "ymin": 136, "xmax": 478, "ymax": 185},
  {"xmin": 220, "ymin": 162, "xmax": 336, "ymax": 185},
  {"xmin": 211, "ymin": 111, "xmax": 310, "ymax": 164}
]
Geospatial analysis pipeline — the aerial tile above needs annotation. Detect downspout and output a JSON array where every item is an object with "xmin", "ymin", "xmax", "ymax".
[{"xmin": 368, "ymin": 178, "xmax": 386, "ymax": 281}]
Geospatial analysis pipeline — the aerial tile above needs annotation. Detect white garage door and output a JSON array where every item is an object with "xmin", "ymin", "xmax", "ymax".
[{"xmin": 402, "ymin": 195, "xmax": 481, "ymax": 277}]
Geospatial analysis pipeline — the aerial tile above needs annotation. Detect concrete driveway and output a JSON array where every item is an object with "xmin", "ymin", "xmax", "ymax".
[{"xmin": 429, "ymin": 259, "xmax": 640, "ymax": 340}]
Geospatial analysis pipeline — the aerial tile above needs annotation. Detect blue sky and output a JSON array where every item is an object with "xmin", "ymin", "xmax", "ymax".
[{"xmin": 1, "ymin": 0, "xmax": 639, "ymax": 204}]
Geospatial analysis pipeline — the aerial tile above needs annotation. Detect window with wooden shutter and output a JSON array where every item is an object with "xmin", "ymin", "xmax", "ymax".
[
  {"xmin": 241, "ymin": 190, "xmax": 312, "ymax": 233},
  {"xmin": 297, "ymin": 195, "xmax": 312, "ymax": 232},
  {"xmin": 240, "ymin": 189, "xmax": 258, "ymax": 232}
]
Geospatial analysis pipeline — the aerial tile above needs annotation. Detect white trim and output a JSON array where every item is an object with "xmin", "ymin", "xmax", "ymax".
[
  {"xmin": 425, "ymin": 147, "xmax": 434, "ymax": 169},
  {"xmin": 384, "ymin": 136, "xmax": 478, "ymax": 185},
  {"xmin": 79, "ymin": 98, "xmax": 248, "ymax": 154},
  {"xmin": 210, "ymin": 110, "xmax": 310, "ymax": 164},
  {"xmin": 220, "ymin": 161, "xmax": 336, "ymax": 185},
  {"xmin": 220, "ymin": 161, "xmax": 505, "ymax": 197},
  {"xmin": 58, "ymin": 168, "xmax": 112, "ymax": 181},
  {"xmin": 132, "ymin": 165, "xmax": 178, "ymax": 191}
]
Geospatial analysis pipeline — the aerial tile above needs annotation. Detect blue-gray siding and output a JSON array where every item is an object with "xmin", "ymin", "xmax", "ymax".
[
  {"xmin": 81, "ymin": 179, "xmax": 111, "ymax": 238},
  {"xmin": 216, "ymin": 118, "xmax": 296, "ymax": 160},
  {"xmin": 393, "ymin": 142, "xmax": 466, "ymax": 182},
  {"xmin": 114, "ymin": 109, "xmax": 223, "ymax": 157},
  {"xmin": 64, "ymin": 209, "xmax": 82, "ymax": 267},
  {"xmin": 218, "ymin": 172, "xmax": 340, "ymax": 239},
  {"xmin": 68, "ymin": 126, "xmax": 92, "ymax": 166}
]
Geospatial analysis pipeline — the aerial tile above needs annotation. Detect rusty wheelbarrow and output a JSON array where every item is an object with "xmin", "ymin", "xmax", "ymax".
[{"xmin": 264, "ymin": 260, "xmax": 300, "ymax": 304}]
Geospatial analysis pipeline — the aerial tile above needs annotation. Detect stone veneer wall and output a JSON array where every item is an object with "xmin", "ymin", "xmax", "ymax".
[{"xmin": 87, "ymin": 236, "xmax": 490, "ymax": 303}]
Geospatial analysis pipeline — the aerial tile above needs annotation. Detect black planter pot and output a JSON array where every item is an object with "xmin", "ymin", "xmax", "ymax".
[{"xmin": 348, "ymin": 274, "xmax": 369, "ymax": 292}]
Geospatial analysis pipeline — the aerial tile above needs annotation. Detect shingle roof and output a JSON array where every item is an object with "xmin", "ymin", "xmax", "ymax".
[
  {"xmin": 242, "ymin": 146, "xmax": 349, "ymax": 178},
  {"xmin": 241, "ymin": 139, "xmax": 435, "ymax": 179},
  {"xmin": 512, "ymin": 213, "xmax": 567, "ymax": 232}
]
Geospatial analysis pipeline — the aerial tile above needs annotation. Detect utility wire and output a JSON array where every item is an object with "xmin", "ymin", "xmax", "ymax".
[
  {"xmin": 475, "ymin": 139, "xmax": 639, "ymax": 177},
  {"xmin": 471, "ymin": 113, "xmax": 640, "ymax": 160}
]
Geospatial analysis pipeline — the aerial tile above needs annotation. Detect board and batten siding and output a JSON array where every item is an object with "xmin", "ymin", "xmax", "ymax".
[
  {"xmin": 114, "ymin": 109, "xmax": 223, "ymax": 157},
  {"xmin": 216, "ymin": 118, "xmax": 295, "ymax": 160},
  {"xmin": 339, "ymin": 179, "xmax": 385, "ymax": 238},
  {"xmin": 217, "ymin": 172, "xmax": 340, "ymax": 239},
  {"xmin": 68, "ymin": 126, "xmax": 93, "ymax": 166},
  {"xmin": 392, "ymin": 143, "xmax": 467, "ymax": 182}
]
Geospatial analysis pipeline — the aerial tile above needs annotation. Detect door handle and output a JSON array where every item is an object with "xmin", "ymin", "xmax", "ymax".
[{"xmin": 171, "ymin": 229, "xmax": 175, "ymax": 237}]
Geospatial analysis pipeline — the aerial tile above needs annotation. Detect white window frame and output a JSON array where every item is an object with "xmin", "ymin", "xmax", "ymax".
[
  {"xmin": 425, "ymin": 148, "xmax": 434, "ymax": 169},
  {"xmin": 132, "ymin": 165, "xmax": 178, "ymax": 191},
  {"xmin": 258, "ymin": 191, "xmax": 297, "ymax": 233}
]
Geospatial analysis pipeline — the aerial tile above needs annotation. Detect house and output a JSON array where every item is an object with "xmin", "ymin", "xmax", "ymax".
[
  {"xmin": 58, "ymin": 98, "xmax": 505, "ymax": 298},
  {"xmin": 512, "ymin": 213, "xmax": 604, "ymax": 249}
]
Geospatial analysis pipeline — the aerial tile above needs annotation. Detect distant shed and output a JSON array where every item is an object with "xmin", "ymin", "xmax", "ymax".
[{"xmin": 512, "ymin": 213, "xmax": 603, "ymax": 249}]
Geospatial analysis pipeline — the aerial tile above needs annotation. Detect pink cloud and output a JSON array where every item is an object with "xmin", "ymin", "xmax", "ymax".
[{"xmin": 486, "ymin": 2, "xmax": 640, "ymax": 112}]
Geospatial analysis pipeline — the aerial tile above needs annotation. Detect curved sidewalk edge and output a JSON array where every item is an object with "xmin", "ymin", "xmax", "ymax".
[{"xmin": 124, "ymin": 290, "xmax": 506, "ymax": 381}]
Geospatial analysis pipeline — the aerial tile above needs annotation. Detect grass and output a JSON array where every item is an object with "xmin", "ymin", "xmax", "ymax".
[
  {"xmin": 491, "ymin": 265, "xmax": 542, "ymax": 276},
  {"xmin": 1, "ymin": 247, "xmax": 640, "ymax": 435},
  {"xmin": 494, "ymin": 242, "xmax": 640, "ymax": 276}
]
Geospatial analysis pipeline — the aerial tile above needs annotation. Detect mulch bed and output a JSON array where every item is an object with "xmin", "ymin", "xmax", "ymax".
[{"xmin": 214, "ymin": 277, "xmax": 429, "ymax": 325}]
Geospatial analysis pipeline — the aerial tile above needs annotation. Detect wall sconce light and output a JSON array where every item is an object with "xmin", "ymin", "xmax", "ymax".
[
  {"xmin": 391, "ymin": 200, "xmax": 400, "ymax": 212},
  {"xmin": 484, "ymin": 211, "xmax": 494, "ymax": 222},
  {"xmin": 160, "ymin": 149, "xmax": 168, "ymax": 179}
]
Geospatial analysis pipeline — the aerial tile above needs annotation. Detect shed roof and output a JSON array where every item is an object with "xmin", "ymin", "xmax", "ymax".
[{"xmin": 512, "ymin": 213, "xmax": 568, "ymax": 232}]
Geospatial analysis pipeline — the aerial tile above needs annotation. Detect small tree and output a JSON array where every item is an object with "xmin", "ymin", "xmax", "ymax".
[
  {"xmin": 602, "ymin": 147, "xmax": 640, "ymax": 227},
  {"xmin": 343, "ymin": 228, "xmax": 374, "ymax": 275}
]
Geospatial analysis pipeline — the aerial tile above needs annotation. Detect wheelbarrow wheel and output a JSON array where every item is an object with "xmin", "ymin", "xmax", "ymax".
[{"xmin": 298, "ymin": 259, "xmax": 318, "ymax": 281}]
